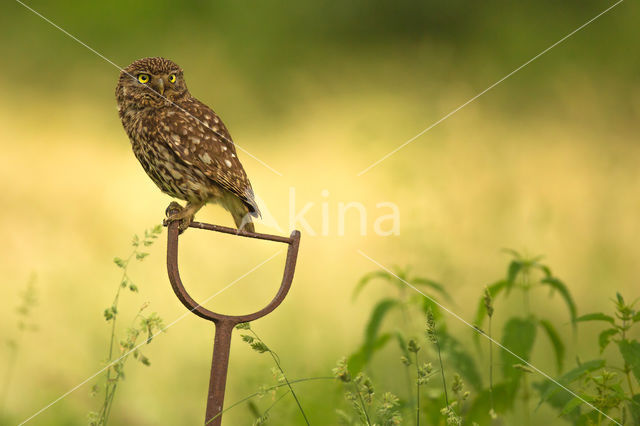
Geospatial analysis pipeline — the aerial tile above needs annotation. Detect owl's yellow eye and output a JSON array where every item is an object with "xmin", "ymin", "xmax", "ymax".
[
  {"xmin": 137, "ymin": 74, "xmax": 150, "ymax": 84},
  {"xmin": 168, "ymin": 74, "xmax": 176, "ymax": 83}
]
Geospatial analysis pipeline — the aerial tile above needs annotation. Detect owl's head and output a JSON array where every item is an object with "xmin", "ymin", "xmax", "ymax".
[{"xmin": 116, "ymin": 57, "xmax": 188, "ymax": 110}]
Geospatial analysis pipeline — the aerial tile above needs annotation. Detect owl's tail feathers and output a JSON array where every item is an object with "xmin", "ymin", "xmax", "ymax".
[{"xmin": 232, "ymin": 208, "xmax": 255, "ymax": 233}]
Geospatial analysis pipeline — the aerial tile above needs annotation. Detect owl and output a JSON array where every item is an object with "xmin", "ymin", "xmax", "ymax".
[{"xmin": 115, "ymin": 57, "xmax": 260, "ymax": 232}]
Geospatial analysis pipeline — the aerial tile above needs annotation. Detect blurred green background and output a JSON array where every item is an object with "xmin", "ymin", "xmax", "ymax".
[{"xmin": 1, "ymin": 0, "xmax": 639, "ymax": 424}]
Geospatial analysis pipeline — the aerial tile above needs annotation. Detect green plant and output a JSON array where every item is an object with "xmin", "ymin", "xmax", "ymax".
[
  {"xmin": 1, "ymin": 276, "xmax": 38, "ymax": 419},
  {"xmin": 471, "ymin": 249, "xmax": 576, "ymax": 424},
  {"xmin": 88, "ymin": 225, "xmax": 165, "ymax": 426},
  {"xmin": 333, "ymin": 357, "xmax": 403, "ymax": 425},
  {"xmin": 347, "ymin": 250, "xmax": 586, "ymax": 425},
  {"xmin": 236, "ymin": 321, "xmax": 310, "ymax": 425},
  {"xmin": 537, "ymin": 293, "xmax": 640, "ymax": 424}
]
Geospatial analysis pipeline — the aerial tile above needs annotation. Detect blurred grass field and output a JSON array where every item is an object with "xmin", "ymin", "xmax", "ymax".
[{"xmin": 1, "ymin": 0, "xmax": 640, "ymax": 424}]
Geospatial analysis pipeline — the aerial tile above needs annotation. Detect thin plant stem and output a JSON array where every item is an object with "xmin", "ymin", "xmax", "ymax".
[
  {"xmin": 414, "ymin": 352, "xmax": 420, "ymax": 426},
  {"xmin": 260, "ymin": 389, "xmax": 291, "ymax": 419},
  {"xmin": 353, "ymin": 381, "xmax": 372, "ymax": 426},
  {"xmin": 100, "ymin": 251, "xmax": 135, "ymax": 425},
  {"xmin": 205, "ymin": 377, "xmax": 333, "ymax": 425},
  {"xmin": 489, "ymin": 315, "xmax": 494, "ymax": 414},
  {"xmin": 405, "ymin": 361, "xmax": 416, "ymax": 425},
  {"xmin": 621, "ymin": 317, "xmax": 636, "ymax": 396},
  {"xmin": 0, "ymin": 334, "xmax": 22, "ymax": 415},
  {"xmin": 249, "ymin": 330, "xmax": 310, "ymax": 426},
  {"xmin": 522, "ymin": 373, "xmax": 530, "ymax": 426},
  {"xmin": 436, "ymin": 341, "xmax": 449, "ymax": 406}
]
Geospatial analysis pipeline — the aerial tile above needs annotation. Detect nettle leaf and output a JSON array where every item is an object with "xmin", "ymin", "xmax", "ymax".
[
  {"xmin": 421, "ymin": 296, "xmax": 444, "ymax": 323},
  {"xmin": 539, "ymin": 319, "xmax": 565, "ymax": 373},
  {"xmin": 535, "ymin": 263, "xmax": 552, "ymax": 278},
  {"xmin": 394, "ymin": 332, "xmax": 411, "ymax": 361},
  {"xmin": 473, "ymin": 280, "xmax": 508, "ymax": 348},
  {"xmin": 440, "ymin": 331, "xmax": 483, "ymax": 390},
  {"xmin": 501, "ymin": 317, "xmax": 537, "ymax": 386},
  {"xmin": 598, "ymin": 329, "xmax": 618, "ymax": 353},
  {"xmin": 507, "ymin": 260, "xmax": 522, "ymax": 284},
  {"xmin": 352, "ymin": 271, "xmax": 393, "ymax": 301},
  {"xmin": 561, "ymin": 394, "xmax": 593, "ymax": 416},
  {"xmin": 348, "ymin": 298, "xmax": 400, "ymax": 373},
  {"xmin": 536, "ymin": 359, "xmax": 605, "ymax": 407},
  {"xmin": 412, "ymin": 278, "xmax": 452, "ymax": 302},
  {"xmin": 618, "ymin": 339, "xmax": 640, "ymax": 383},
  {"xmin": 364, "ymin": 299, "xmax": 400, "ymax": 349},
  {"xmin": 541, "ymin": 277, "xmax": 577, "ymax": 326},
  {"xmin": 575, "ymin": 313, "xmax": 615, "ymax": 324},
  {"xmin": 348, "ymin": 333, "xmax": 392, "ymax": 374},
  {"xmin": 466, "ymin": 382, "xmax": 513, "ymax": 423},
  {"xmin": 630, "ymin": 394, "xmax": 640, "ymax": 425}
]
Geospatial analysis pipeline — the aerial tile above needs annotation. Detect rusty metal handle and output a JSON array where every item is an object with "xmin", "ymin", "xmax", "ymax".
[
  {"xmin": 164, "ymin": 219, "xmax": 301, "ymax": 425},
  {"xmin": 166, "ymin": 221, "xmax": 301, "ymax": 323}
]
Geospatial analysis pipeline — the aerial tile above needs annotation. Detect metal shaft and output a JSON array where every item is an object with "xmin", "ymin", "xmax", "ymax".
[{"xmin": 205, "ymin": 320, "xmax": 235, "ymax": 425}]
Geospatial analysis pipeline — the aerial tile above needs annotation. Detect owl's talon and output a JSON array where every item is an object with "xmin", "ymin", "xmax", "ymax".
[{"xmin": 165, "ymin": 202, "xmax": 184, "ymax": 218}]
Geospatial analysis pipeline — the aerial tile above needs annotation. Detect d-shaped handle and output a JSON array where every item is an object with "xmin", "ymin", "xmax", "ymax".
[{"xmin": 166, "ymin": 220, "xmax": 301, "ymax": 324}]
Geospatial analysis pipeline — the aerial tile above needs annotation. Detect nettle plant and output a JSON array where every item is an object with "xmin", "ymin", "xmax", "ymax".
[
  {"xmin": 338, "ymin": 250, "xmax": 639, "ymax": 425},
  {"xmin": 537, "ymin": 293, "xmax": 640, "ymax": 424}
]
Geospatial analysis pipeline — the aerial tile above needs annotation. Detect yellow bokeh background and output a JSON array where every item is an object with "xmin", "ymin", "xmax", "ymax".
[{"xmin": 1, "ymin": 1, "xmax": 639, "ymax": 424}]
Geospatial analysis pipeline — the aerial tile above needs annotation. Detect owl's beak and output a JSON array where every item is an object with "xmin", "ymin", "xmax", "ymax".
[{"xmin": 153, "ymin": 77, "xmax": 165, "ymax": 96}]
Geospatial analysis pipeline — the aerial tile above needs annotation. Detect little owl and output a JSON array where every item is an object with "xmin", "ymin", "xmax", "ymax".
[{"xmin": 115, "ymin": 57, "xmax": 260, "ymax": 232}]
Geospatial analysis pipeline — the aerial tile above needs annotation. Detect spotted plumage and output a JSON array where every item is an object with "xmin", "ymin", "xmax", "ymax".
[{"xmin": 115, "ymin": 57, "xmax": 259, "ymax": 231}]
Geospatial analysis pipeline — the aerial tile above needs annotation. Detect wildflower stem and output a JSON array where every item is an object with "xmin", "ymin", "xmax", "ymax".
[
  {"xmin": 206, "ymin": 377, "xmax": 333, "ymax": 425},
  {"xmin": 414, "ymin": 352, "xmax": 420, "ymax": 426},
  {"xmin": 353, "ymin": 380, "xmax": 372, "ymax": 426},
  {"xmin": 436, "ymin": 341, "xmax": 448, "ymax": 406},
  {"xmin": 489, "ymin": 315, "xmax": 494, "ymax": 413},
  {"xmin": 249, "ymin": 329, "xmax": 310, "ymax": 425},
  {"xmin": 0, "ymin": 334, "xmax": 22, "ymax": 415}
]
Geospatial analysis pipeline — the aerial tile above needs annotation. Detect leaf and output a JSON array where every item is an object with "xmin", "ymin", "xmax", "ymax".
[
  {"xmin": 440, "ymin": 331, "xmax": 483, "ymax": 390},
  {"xmin": 507, "ymin": 260, "xmax": 522, "ymax": 284},
  {"xmin": 352, "ymin": 271, "xmax": 393, "ymax": 301},
  {"xmin": 113, "ymin": 257, "xmax": 125, "ymax": 268},
  {"xmin": 598, "ymin": 328, "xmax": 618, "ymax": 353},
  {"xmin": 466, "ymin": 383, "xmax": 514, "ymax": 423},
  {"xmin": 539, "ymin": 319, "xmax": 565, "ymax": 373},
  {"xmin": 534, "ymin": 263, "xmax": 552, "ymax": 278},
  {"xmin": 394, "ymin": 332, "xmax": 411, "ymax": 361},
  {"xmin": 541, "ymin": 277, "xmax": 577, "ymax": 325},
  {"xmin": 136, "ymin": 252, "xmax": 150, "ymax": 260},
  {"xmin": 412, "ymin": 278, "xmax": 452, "ymax": 302},
  {"xmin": 364, "ymin": 299, "xmax": 400, "ymax": 352},
  {"xmin": 348, "ymin": 298, "xmax": 400, "ymax": 373},
  {"xmin": 629, "ymin": 394, "xmax": 640, "ymax": 425},
  {"xmin": 420, "ymin": 296, "xmax": 443, "ymax": 323},
  {"xmin": 575, "ymin": 313, "xmax": 615, "ymax": 324},
  {"xmin": 561, "ymin": 394, "xmax": 592, "ymax": 416},
  {"xmin": 536, "ymin": 359, "xmax": 605, "ymax": 407},
  {"xmin": 501, "ymin": 317, "xmax": 537, "ymax": 387},
  {"xmin": 618, "ymin": 339, "xmax": 640, "ymax": 383},
  {"xmin": 473, "ymin": 280, "xmax": 508, "ymax": 348},
  {"xmin": 348, "ymin": 333, "xmax": 392, "ymax": 374},
  {"xmin": 502, "ymin": 248, "xmax": 522, "ymax": 259}
]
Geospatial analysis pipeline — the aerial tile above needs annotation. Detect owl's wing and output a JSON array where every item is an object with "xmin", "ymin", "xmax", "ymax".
[{"xmin": 158, "ymin": 99, "xmax": 260, "ymax": 216}]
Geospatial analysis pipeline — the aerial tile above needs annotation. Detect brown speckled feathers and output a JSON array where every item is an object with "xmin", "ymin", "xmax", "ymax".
[{"xmin": 115, "ymin": 57, "xmax": 259, "ymax": 230}]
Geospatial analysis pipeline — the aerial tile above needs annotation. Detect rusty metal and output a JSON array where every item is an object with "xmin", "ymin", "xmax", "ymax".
[{"xmin": 165, "ymin": 219, "xmax": 301, "ymax": 425}]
